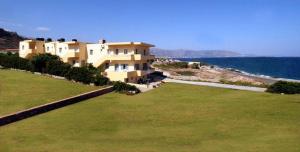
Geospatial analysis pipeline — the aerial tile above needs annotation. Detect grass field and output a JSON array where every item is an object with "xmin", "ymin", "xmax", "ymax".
[
  {"xmin": 1, "ymin": 82, "xmax": 300, "ymax": 151},
  {"xmin": 0, "ymin": 69, "xmax": 98, "ymax": 116}
]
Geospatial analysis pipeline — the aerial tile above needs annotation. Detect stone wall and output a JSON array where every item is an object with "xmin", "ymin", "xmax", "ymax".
[{"xmin": 0, "ymin": 86, "xmax": 113, "ymax": 127}]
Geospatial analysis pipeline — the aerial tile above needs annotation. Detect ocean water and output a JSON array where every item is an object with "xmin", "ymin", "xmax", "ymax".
[{"xmin": 178, "ymin": 57, "xmax": 300, "ymax": 80}]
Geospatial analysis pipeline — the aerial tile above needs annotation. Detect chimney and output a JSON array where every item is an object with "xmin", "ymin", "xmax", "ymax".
[{"xmin": 99, "ymin": 39, "xmax": 106, "ymax": 44}]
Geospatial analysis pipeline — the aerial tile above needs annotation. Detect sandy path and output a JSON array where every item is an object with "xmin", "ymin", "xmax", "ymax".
[{"xmin": 164, "ymin": 78, "xmax": 267, "ymax": 92}]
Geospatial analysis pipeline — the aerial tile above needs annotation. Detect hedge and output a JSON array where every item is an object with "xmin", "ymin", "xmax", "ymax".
[
  {"xmin": 113, "ymin": 81, "xmax": 140, "ymax": 94},
  {"xmin": 0, "ymin": 53, "xmax": 109, "ymax": 86},
  {"xmin": 266, "ymin": 81, "xmax": 300, "ymax": 94}
]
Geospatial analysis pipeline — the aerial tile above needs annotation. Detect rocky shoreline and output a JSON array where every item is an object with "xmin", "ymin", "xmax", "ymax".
[{"xmin": 152, "ymin": 58, "xmax": 298, "ymax": 87}]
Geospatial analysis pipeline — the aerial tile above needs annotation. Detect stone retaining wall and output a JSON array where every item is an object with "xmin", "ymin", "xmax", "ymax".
[{"xmin": 0, "ymin": 86, "xmax": 114, "ymax": 127}]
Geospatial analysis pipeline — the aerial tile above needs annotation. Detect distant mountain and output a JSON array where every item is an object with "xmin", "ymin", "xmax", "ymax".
[
  {"xmin": 150, "ymin": 48, "xmax": 242, "ymax": 58},
  {"xmin": 0, "ymin": 28, "xmax": 26, "ymax": 50}
]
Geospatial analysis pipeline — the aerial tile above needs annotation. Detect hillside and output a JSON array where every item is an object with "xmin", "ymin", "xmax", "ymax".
[
  {"xmin": 150, "ymin": 48, "xmax": 241, "ymax": 58},
  {"xmin": 0, "ymin": 28, "xmax": 26, "ymax": 50}
]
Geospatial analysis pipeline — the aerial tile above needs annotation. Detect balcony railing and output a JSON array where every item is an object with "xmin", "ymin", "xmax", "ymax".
[
  {"xmin": 105, "ymin": 54, "xmax": 155, "ymax": 61},
  {"xmin": 66, "ymin": 51, "xmax": 79, "ymax": 58}
]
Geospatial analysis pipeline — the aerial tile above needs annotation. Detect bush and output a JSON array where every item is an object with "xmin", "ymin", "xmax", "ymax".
[
  {"xmin": 94, "ymin": 75, "xmax": 109, "ymax": 86},
  {"xmin": 31, "ymin": 53, "xmax": 60, "ymax": 73},
  {"xmin": 266, "ymin": 81, "xmax": 300, "ymax": 94},
  {"xmin": 0, "ymin": 53, "xmax": 32, "ymax": 70},
  {"xmin": 113, "ymin": 81, "xmax": 140, "ymax": 94},
  {"xmin": 46, "ymin": 60, "xmax": 71, "ymax": 77},
  {"xmin": 65, "ymin": 66, "xmax": 95, "ymax": 84},
  {"xmin": 0, "ymin": 53, "xmax": 119, "ymax": 88}
]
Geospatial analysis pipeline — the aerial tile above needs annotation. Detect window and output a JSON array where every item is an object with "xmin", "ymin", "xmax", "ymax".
[
  {"xmin": 72, "ymin": 60, "xmax": 76, "ymax": 65},
  {"xmin": 47, "ymin": 47, "xmax": 49, "ymax": 51},
  {"xmin": 22, "ymin": 45, "xmax": 24, "ymax": 50},
  {"xmin": 143, "ymin": 63, "xmax": 148, "ymax": 70},
  {"xmin": 65, "ymin": 47, "xmax": 67, "ymax": 50},
  {"xmin": 124, "ymin": 49, "xmax": 128, "ymax": 54},
  {"xmin": 59, "ymin": 47, "xmax": 62, "ymax": 53},
  {"xmin": 134, "ymin": 64, "xmax": 140, "ymax": 70},
  {"xmin": 90, "ymin": 49, "xmax": 93, "ymax": 55},
  {"xmin": 143, "ymin": 50, "xmax": 146, "ymax": 55},
  {"xmin": 115, "ymin": 49, "xmax": 119, "ymax": 55},
  {"xmin": 115, "ymin": 64, "xmax": 119, "ymax": 71},
  {"xmin": 135, "ymin": 49, "xmax": 138, "ymax": 54},
  {"xmin": 105, "ymin": 63, "xmax": 109, "ymax": 69},
  {"xmin": 121, "ymin": 64, "xmax": 128, "ymax": 71}
]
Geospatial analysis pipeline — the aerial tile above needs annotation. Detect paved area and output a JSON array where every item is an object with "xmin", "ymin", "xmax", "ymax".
[
  {"xmin": 129, "ymin": 81, "xmax": 162, "ymax": 92},
  {"xmin": 164, "ymin": 78, "xmax": 267, "ymax": 92}
]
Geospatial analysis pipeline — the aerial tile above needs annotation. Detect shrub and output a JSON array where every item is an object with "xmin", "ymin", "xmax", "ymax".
[
  {"xmin": 113, "ymin": 81, "xmax": 140, "ymax": 94},
  {"xmin": 31, "ymin": 53, "xmax": 60, "ymax": 73},
  {"xmin": 65, "ymin": 66, "xmax": 94, "ymax": 84},
  {"xmin": 94, "ymin": 75, "xmax": 109, "ymax": 86},
  {"xmin": 266, "ymin": 81, "xmax": 300, "ymax": 94},
  {"xmin": 46, "ymin": 60, "xmax": 71, "ymax": 77},
  {"xmin": 0, "ymin": 53, "xmax": 32, "ymax": 70}
]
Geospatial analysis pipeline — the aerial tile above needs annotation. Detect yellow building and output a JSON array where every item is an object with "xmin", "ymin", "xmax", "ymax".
[
  {"xmin": 19, "ymin": 39, "xmax": 155, "ymax": 83},
  {"xmin": 87, "ymin": 41, "xmax": 155, "ymax": 83},
  {"xmin": 19, "ymin": 40, "xmax": 45, "ymax": 58},
  {"xmin": 44, "ymin": 40, "xmax": 87, "ymax": 67}
]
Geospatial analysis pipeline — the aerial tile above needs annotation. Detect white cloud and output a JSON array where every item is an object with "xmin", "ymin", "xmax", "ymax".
[{"xmin": 36, "ymin": 27, "xmax": 50, "ymax": 31}]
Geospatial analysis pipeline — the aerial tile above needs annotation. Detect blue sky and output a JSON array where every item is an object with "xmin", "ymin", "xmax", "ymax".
[{"xmin": 1, "ymin": 0, "xmax": 300, "ymax": 56}]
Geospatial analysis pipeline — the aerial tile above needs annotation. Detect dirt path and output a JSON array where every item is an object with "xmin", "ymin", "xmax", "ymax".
[{"xmin": 164, "ymin": 78, "xmax": 267, "ymax": 92}]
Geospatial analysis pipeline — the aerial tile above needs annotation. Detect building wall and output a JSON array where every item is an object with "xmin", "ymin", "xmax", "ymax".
[
  {"xmin": 78, "ymin": 42, "xmax": 87, "ymax": 65},
  {"xmin": 86, "ymin": 43, "xmax": 108, "ymax": 67},
  {"xmin": 45, "ymin": 42, "xmax": 57, "ymax": 55},
  {"xmin": 19, "ymin": 41, "xmax": 30, "ymax": 58},
  {"xmin": 35, "ymin": 41, "xmax": 45, "ymax": 54},
  {"xmin": 55, "ymin": 42, "xmax": 69, "ymax": 62},
  {"xmin": 19, "ymin": 40, "xmax": 45, "ymax": 58}
]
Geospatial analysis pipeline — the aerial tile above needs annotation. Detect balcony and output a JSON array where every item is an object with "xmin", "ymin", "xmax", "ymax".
[
  {"xmin": 106, "ymin": 55, "xmax": 133, "ymax": 61},
  {"xmin": 104, "ymin": 71, "xmax": 138, "ymax": 81},
  {"xmin": 66, "ymin": 51, "xmax": 79, "ymax": 58},
  {"xmin": 133, "ymin": 54, "xmax": 155, "ymax": 60},
  {"xmin": 105, "ymin": 54, "xmax": 155, "ymax": 61}
]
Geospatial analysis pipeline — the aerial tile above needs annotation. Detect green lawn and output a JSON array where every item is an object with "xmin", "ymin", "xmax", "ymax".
[
  {"xmin": 0, "ymin": 83, "xmax": 300, "ymax": 151},
  {"xmin": 0, "ymin": 69, "xmax": 98, "ymax": 116}
]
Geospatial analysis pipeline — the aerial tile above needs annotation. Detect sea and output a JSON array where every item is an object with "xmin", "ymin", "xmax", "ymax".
[{"xmin": 177, "ymin": 57, "xmax": 300, "ymax": 80}]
